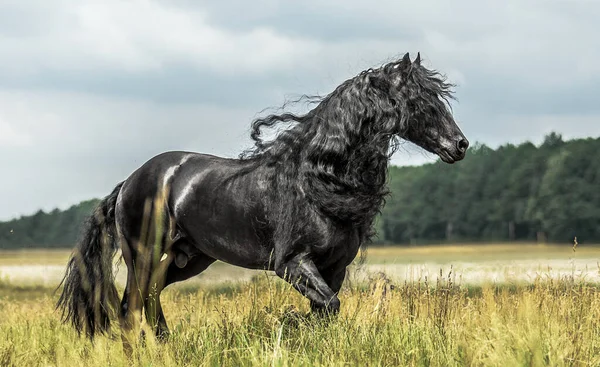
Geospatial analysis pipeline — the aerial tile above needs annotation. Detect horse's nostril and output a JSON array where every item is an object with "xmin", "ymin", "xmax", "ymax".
[{"xmin": 457, "ymin": 138, "xmax": 469, "ymax": 153}]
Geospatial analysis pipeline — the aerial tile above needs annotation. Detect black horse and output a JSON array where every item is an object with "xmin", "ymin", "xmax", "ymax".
[{"xmin": 57, "ymin": 52, "xmax": 468, "ymax": 347}]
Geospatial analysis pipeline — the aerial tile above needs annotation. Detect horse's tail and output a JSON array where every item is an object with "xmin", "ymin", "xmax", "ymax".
[{"xmin": 56, "ymin": 181, "xmax": 125, "ymax": 340}]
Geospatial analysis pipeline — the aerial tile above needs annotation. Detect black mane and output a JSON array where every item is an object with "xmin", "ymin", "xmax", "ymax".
[{"xmin": 240, "ymin": 56, "xmax": 455, "ymax": 243}]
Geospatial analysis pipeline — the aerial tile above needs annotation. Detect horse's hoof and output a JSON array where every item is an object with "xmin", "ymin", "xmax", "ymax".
[{"xmin": 156, "ymin": 330, "xmax": 171, "ymax": 343}]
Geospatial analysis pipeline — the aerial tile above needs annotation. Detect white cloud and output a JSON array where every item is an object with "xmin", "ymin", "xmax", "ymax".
[
  {"xmin": 0, "ymin": 0, "xmax": 599, "ymax": 220},
  {"xmin": 0, "ymin": 119, "xmax": 32, "ymax": 147},
  {"xmin": 0, "ymin": 0, "xmax": 320, "ymax": 76},
  {"xmin": 0, "ymin": 88, "xmax": 258, "ymax": 220}
]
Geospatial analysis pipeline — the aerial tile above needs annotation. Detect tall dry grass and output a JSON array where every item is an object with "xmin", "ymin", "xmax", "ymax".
[{"xmin": 1, "ymin": 268, "xmax": 600, "ymax": 367}]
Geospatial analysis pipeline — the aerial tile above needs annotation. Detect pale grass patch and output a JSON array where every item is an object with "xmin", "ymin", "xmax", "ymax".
[
  {"xmin": 1, "ymin": 268, "xmax": 600, "ymax": 366},
  {"xmin": 2, "ymin": 244, "xmax": 600, "ymax": 365}
]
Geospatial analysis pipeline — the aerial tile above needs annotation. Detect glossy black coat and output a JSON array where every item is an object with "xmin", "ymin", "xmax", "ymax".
[{"xmin": 57, "ymin": 52, "xmax": 469, "ymax": 342}]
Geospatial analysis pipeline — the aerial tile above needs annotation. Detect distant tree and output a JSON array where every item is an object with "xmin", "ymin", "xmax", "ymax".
[
  {"xmin": 541, "ymin": 132, "xmax": 564, "ymax": 149},
  {"xmin": 378, "ymin": 133, "xmax": 600, "ymax": 245},
  {"xmin": 3, "ymin": 133, "xmax": 600, "ymax": 248},
  {"xmin": 0, "ymin": 199, "xmax": 99, "ymax": 248}
]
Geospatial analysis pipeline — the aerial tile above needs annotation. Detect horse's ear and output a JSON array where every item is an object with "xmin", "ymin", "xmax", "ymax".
[
  {"xmin": 414, "ymin": 52, "xmax": 421, "ymax": 66},
  {"xmin": 400, "ymin": 52, "xmax": 411, "ymax": 67}
]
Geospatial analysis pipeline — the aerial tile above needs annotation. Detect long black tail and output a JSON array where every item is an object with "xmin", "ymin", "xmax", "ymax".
[{"xmin": 56, "ymin": 181, "xmax": 124, "ymax": 340}]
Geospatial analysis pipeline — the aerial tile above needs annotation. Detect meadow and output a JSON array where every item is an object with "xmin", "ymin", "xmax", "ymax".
[{"xmin": 1, "ymin": 244, "xmax": 600, "ymax": 366}]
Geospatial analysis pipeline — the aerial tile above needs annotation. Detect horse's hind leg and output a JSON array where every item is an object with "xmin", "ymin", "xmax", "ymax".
[
  {"xmin": 144, "ymin": 288, "xmax": 169, "ymax": 340},
  {"xmin": 143, "ymin": 252, "xmax": 171, "ymax": 341},
  {"xmin": 144, "ymin": 240, "xmax": 217, "ymax": 341},
  {"xmin": 120, "ymin": 238, "xmax": 168, "ymax": 350},
  {"xmin": 118, "ymin": 237, "xmax": 145, "ymax": 355}
]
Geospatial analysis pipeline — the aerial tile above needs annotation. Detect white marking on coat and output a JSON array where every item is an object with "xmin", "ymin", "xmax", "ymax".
[
  {"xmin": 162, "ymin": 154, "xmax": 194, "ymax": 189},
  {"xmin": 174, "ymin": 169, "xmax": 211, "ymax": 215}
]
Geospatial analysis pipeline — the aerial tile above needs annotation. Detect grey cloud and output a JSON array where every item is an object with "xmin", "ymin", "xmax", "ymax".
[
  {"xmin": 200, "ymin": 4, "xmax": 421, "ymax": 42},
  {"xmin": 0, "ymin": 2, "xmax": 71, "ymax": 36},
  {"xmin": 0, "ymin": 67, "xmax": 292, "ymax": 106},
  {"xmin": 1, "ymin": 0, "xmax": 600, "ymax": 220},
  {"xmin": 0, "ymin": 91, "xmax": 258, "ymax": 220},
  {"xmin": 458, "ymin": 73, "xmax": 600, "ymax": 117}
]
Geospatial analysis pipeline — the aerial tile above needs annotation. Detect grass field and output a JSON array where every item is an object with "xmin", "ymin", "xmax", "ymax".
[{"xmin": 1, "ymin": 244, "xmax": 600, "ymax": 366}]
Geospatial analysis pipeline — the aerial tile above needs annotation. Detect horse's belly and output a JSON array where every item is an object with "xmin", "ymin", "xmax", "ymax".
[
  {"xmin": 174, "ymin": 200, "xmax": 274, "ymax": 270},
  {"xmin": 187, "ymin": 226, "xmax": 273, "ymax": 270}
]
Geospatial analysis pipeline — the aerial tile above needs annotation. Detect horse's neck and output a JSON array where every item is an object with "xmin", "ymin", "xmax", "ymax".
[
  {"xmin": 343, "ymin": 142, "xmax": 390, "ymax": 192},
  {"xmin": 299, "ymin": 136, "xmax": 391, "ymax": 226}
]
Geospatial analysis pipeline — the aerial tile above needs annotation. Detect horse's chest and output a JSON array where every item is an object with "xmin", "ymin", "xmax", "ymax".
[{"xmin": 314, "ymin": 226, "xmax": 361, "ymax": 268}]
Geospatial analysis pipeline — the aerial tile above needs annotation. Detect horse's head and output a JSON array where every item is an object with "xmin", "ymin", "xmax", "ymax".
[{"xmin": 370, "ymin": 52, "xmax": 469, "ymax": 163}]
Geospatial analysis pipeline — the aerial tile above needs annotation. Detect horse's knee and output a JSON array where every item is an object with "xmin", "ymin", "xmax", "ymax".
[
  {"xmin": 274, "ymin": 264, "xmax": 291, "ymax": 280},
  {"xmin": 274, "ymin": 256, "xmax": 302, "ymax": 281}
]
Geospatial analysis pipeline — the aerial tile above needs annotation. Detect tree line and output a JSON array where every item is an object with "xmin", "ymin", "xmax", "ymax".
[
  {"xmin": 0, "ymin": 200, "xmax": 99, "ymax": 249},
  {"xmin": 378, "ymin": 133, "xmax": 600, "ymax": 245},
  {"xmin": 1, "ymin": 133, "xmax": 599, "ymax": 249}
]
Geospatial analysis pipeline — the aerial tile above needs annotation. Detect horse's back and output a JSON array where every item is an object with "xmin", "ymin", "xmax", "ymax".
[
  {"xmin": 115, "ymin": 150, "xmax": 273, "ymax": 268},
  {"xmin": 115, "ymin": 151, "xmax": 225, "ymax": 240}
]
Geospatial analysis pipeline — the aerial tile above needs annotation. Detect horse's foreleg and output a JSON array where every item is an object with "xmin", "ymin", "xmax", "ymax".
[
  {"xmin": 310, "ymin": 266, "xmax": 346, "ymax": 315},
  {"xmin": 275, "ymin": 254, "xmax": 340, "ymax": 314}
]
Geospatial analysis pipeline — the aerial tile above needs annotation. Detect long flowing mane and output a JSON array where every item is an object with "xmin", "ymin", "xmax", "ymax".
[
  {"xmin": 242, "ymin": 59, "xmax": 454, "ymax": 162},
  {"xmin": 239, "ymin": 57, "xmax": 455, "ymax": 244}
]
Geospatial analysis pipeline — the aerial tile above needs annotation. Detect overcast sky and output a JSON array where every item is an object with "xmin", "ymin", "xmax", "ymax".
[{"xmin": 1, "ymin": 0, "xmax": 599, "ymax": 220}]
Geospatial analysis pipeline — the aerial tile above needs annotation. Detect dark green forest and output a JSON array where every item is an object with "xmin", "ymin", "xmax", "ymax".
[
  {"xmin": 380, "ymin": 133, "xmax": 600, "ymax": 245},
  {"xmin": 0, "ymin": 200, "xmax": 99, "ymax": 249},
  {"xmin": 2, "ymin": 133, "xmax": 600, "ymax": 249}
]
